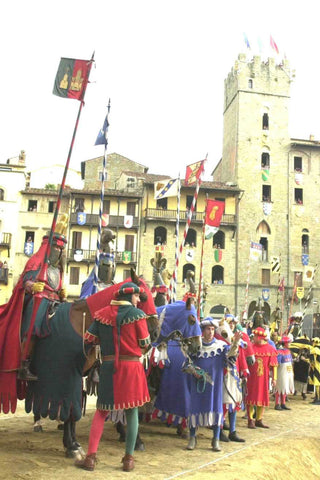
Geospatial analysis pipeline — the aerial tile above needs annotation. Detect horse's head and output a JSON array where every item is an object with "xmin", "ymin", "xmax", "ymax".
[
  {"xmin": 215, "ymin": 318, "xmax": 234, "ymax": 344},
  {"xmin": 156, "ymin": 300, "xmax": 201, "ymax": 354}
]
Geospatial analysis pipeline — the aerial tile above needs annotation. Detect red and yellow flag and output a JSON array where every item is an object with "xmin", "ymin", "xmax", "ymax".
[
  {"xmin": 53, "ymin": 57, "xmax": 92, "ymax": 100},
  {"xmin": 205, "ymin": 200, "xmax": 225, "ymax": 239},
  {"xmin": 185, "ymin": 160, "xmax": 205, "ymax": 186}
]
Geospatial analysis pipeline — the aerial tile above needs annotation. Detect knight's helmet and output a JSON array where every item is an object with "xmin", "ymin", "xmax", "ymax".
[{"xmin": 46, "ymin": 213, "xmax": 68, "ymax": 268}]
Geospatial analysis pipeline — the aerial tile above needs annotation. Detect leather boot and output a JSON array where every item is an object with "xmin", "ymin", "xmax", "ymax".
[
  {"xmin": 255, "ymin": 419, "xmax": 269, "ymax": 428},
  {"xmin": 219, "ymin": 429, "xmax": 230, "ymax": 442},
  {"xmin": 229, "ymin": 431, "xmax": 245, "ymax": 442},
  {"xmin": 211, "ymin": 438, "xmax": 221, "ymax": 452},
  {"xmin": 247, "ymin": 419, "xmax": 256, "ymax": 429},
  {"xmin": 274, "ymin": 404, "xmax": 282, "ymax": 410},
  {"xmin": 186, "ymin": 436, "xmax": 197, "ymax": 450},
  {"xmin": 281, "ymin": 404, "xmax": 291, "ymax": 410},
  {"xmin": 75, "ymin": 453, "xmax": 97, "ymax": 471},
  {"xmin": 122, "ymin": 453, "xmax": 134, "ymax": 472},
  {"xmin": 17, "ymin": 360, "xmax": 38, "ymax": 381}
]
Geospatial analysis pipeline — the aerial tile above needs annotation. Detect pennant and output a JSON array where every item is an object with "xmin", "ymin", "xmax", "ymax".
[
  {"xmin": 262, "ymin": 288, "xmax": 270, "ymax": 301},
  {"xmin": 122, "ymin": 251, "xmax": 132, "ymax": 264},
  {"xmin": 185, "ymin": 160, "xmax": 205, "ymax": 186},
  {"xmin": 205, "ymin": 200, "xmax": 225, "ymax": 239},
  {"xmin": 74, "ymin": 249, "xmax": 84, "ymax": 262},
  {"xmin": 271, "ymin": 256, "xmax": 281, "ymax": 273},
  {"xmin": 185, "ymin": 248, "xmax": 194, "ymax": 262},
  {"xmin": 295, "ymin": 173, "xmax": 303, "ymax": 185},
  {"xmin": 95, "ymin": 110, "xmax": 110, "ymax": 146},
  {"xmin": 270, "ymin": 35, "xmax": 279, "ymax": 54},
  {"xmin": 24, "ymin": 242, "xmax": 34, "ymax": 256},
  {"xmin": 53, "ymin": 57, "xmax": 91, "ymax": 100},
  {"xmin": 214, "ymin": 249, "xmax": 222, "ymax": 262},
  {"xmin": 302, "ymin": 254, "xmax": 309, "ymax": 266},
  {"xmin": 101, "ymin": 213, "xmax": 109, "ymax": 227},
  {"xmin": 250, "ymin": 241, "xmax": 262, "ymax": 261},
  {"xmin": 262, "ymin": 169, "xmax": 269, "ymax": 181},
  {"xmin": 243, "ymin": 33, "xmax": 250, "ymax": 49},
  {"xmin": 154, "ymin": 179, "xmax": 178, "ymax": 199},
  {"xmin": 77, "ymin": 212, "xmax": 86, "ymax": 225},
  {"xmin": 263, "ymin": 202, "xmax": 272, "ymax": 215},
  {"xmin": 303, "ymin": 266, "xmax": 314, "ymax": 282},
  {"xmin": 124, "ymin": 215, "xmax": 133, "ymax": 229}
]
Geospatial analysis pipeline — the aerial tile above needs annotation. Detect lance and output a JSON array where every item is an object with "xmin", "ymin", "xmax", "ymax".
[
  {"xmin": 197, "ymin": 195, "xmax": 207, "ymax": 320},
  {"xmin": 93, "ymin": 100, "xmax": 112, "ymax": 294},
  {"xmin": 171, "ymin": 174, "xmax": 181, "ymax": 303},
  {"xmin": 167, "ymin": 158, "xmax": 206, "ymax": 303},
  {"xmin": 22, "ymin": 53, "xmax": 94, "ymax": 361}
]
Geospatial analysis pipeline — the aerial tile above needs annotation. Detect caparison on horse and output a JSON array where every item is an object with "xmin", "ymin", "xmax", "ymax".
[{"xmin": 0, "ymin": 268, "xmax": 159, "ymax": 459}]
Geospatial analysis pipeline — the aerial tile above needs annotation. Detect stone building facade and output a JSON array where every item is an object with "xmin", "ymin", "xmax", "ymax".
[{"xmin": 214, "ymin": 53, "xmax": 320, "ymax": 327}]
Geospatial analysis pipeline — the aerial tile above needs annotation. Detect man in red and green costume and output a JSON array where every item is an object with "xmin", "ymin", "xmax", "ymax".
[
  {"xmin": 75, "ymin": 282, "xmax": 151, "ymax": 473},
  {"xmin": 245, "ymin": 327, "xmax": 278, "ymax": 429}
]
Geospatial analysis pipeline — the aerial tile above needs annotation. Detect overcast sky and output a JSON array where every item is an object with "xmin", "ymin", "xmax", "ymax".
[{"xmin": 1, "ymin": 0, "xmax": 320, "ymax": 181}]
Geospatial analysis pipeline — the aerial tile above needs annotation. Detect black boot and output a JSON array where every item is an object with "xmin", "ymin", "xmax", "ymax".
[
  {"xmin": 281, "ymin": 404, "xmax": 291, "ymax": 410},
  {"xmin": 229, "ymin": 431, "xmax": 245, "ymax": 442},
  {"xmin": 18, "ymin": 360, "xmax": 38, "ymax": 381},
  {"xmin": 219, "ymin": 429, "xmax": 230, "ymax": 442},
  {"xmin": 274, "ymin": 404, "xmax": 282, "ymax": 410}
]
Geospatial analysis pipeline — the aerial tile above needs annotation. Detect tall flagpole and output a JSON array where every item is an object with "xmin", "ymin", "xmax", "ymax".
[
  {"xmin": 171, "ymin": 174, "xmax": 181, "ymax": 303},
  {"xmin": 197, "ymin": 196, "xmax": 207, "ymax": 320},
  {"xmin": 167, "ymin": 170, "xmax": 203, "ymax": 303},
  {"xmin": 22, "ymin": 53, "xmax": 94, "ymax": 360},
  {"xmin": 93, "ymin": 100, "xmax": 111, "ymax": 293},
  {"xmin": 242, "ymin": 243, "xmax": 251, "ymax": 322}
]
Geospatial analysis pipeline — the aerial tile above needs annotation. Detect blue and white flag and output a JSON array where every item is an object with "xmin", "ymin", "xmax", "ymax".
[
  {"xmin": 95, "ymin": 106, "xmax": 110, "ymax": 146},
  {"xmin": 154, "ymin": 178, "xmax": 178, "ymax": 200}
]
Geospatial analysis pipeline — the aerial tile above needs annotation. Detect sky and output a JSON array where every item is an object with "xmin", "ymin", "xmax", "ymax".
[{"xmin": 1, "ymin": 0, "xmax": 320, "ymax": 182}]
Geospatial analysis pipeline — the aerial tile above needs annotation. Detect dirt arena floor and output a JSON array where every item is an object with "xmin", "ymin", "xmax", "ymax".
[{"xmin": 0, "ymin": 393, "xmax": 319, "ymax": 480}]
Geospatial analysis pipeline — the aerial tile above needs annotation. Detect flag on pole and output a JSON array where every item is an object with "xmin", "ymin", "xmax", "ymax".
[
  {"xmin": 95, "ymin": 110, "xmax": 110, "ymax": 145},
  {"xmin": 204, "ymin": 200, "xmax": 225, "ymax": 239},
  {"xmin": 53, "ymin": 57, "xmax": 92, "ymax": 100},
  {"xmin": 270, "ymin": 35, "xmax": 279, "ymax": 54},
  {"xmin": 250, "ymin": 241, "xmax": 263, "ymax": 261},
  {"xmin": 185, "ymin": 160, "xmax": 205, "ymax": 186},
  {"xmin": 154, "ymin": 179, "xmax": 178, "ymax": 199},
  {"xmin": 243, "ymin": 33, "xmax": 251, "ymax": 49}
]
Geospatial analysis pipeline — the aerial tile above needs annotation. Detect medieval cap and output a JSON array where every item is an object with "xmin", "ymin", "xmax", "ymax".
[
  {"xmin": 116, "ymin": 282, "xmax": 144, "ymax": 298},
  {"xmin": 200, "ymin": 316, "xmax": 219, "ymax": 329},
  {"xmin": 252, "ymin": 327, "xmax": 268, "ymax": 338}
]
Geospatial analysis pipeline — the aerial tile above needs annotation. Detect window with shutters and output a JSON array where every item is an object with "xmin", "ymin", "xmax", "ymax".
[
  {"xmin": 72, "ymin": 231, "xmax": 82, "ymax": 249},
  {"xmin": 70, "ymin": 267, "xmax": 80, "ymax": 285},
  {"xmin": 261, "ymin": 269, "xmax": 270, "ymax": 285}
]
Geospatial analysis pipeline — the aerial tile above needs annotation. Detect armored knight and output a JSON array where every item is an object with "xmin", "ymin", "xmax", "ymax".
[{"xmin": 18, "ymin": 214, "xmax": 68, "ymax": 380}]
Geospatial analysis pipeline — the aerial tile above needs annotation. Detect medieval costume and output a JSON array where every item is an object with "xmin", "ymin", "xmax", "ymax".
[
  {"xmin": 75, "ymin": 282, "xmax": 151, "ymax": 473},
  {"xmin": 245, "ymin": 327, "xmax": 278, "ymax": 429},
  {"xmin": 274, "ymin": 335, "xmax": 294, "ymax": 410},
  {"xmin": 309, "ymin": 337, "xmax": 320, "ymax": 404},
  {"xmin": 0, "ymin": 217, "xmax": 67, "ymax": 413},
  {"xmin": 186, "ymin": 317, "xmax": 241, "ymax": 452},
  {"xmin": 290, "ymin": 336, "xmax": 311, "ymax": 399}
]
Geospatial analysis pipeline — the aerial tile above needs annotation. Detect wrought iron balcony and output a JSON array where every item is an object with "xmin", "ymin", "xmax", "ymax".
[
  {"xmin": 67, "ymin": 249, "xmax": 137, "ymax": 264},
  {"xmin": 70, "ymin": 213, "xmax": 139, "ymax": 228},
  {"xmin": 145, "ymin": 208, "xmax": 236, "ymax": 225}
]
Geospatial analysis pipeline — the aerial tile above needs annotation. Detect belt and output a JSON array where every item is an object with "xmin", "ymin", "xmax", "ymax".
[{"xmin": 102, "ymin": 355, "xmax": 140, "ymax": 362}]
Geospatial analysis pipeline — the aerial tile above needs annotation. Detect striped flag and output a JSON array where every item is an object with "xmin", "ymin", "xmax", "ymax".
[
  {"xmin": 270, "ymin": 35, "xmax": 279, "ymax": 54},
  {"xmin": 154, "ymin": 179, "xmax": 178, "ymax": 199},
  {"xmin": 185, "ymin": 160, "xmax": 205, "ymax": 186}
]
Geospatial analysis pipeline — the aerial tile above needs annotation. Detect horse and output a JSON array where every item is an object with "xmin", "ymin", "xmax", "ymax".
[
  {"xmin": 1, "ymin": 269, "xmax": 159, "ymax": 459},
  {"xmin": 151, "ymin": 298, "xmax": 202, "ymax": 433}
]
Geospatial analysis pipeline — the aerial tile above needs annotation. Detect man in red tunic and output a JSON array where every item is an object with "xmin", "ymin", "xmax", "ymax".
[
  {"xmin": 75, "ymin": 282, "xmax": 151, "ymax": 473},
  {"xmin": 245, "ymin": 327, "xmax": 278, "ymax": 429}
]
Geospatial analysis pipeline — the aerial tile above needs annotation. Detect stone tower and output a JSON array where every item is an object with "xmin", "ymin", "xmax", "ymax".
[{"xmin": 214, "ymin": 53, "xmax": 293, "ymax": 317}]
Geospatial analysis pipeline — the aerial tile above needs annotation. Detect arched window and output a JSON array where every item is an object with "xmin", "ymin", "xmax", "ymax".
[
  {"xmin": 211, "ymin": 266, "xmax": 224, "ymax": 284},
  {"xmin": 0, "ymin": 188, "xmax": 4, "ymax": 201},
  {"xmin": 185, "ymin": 228, "xmax": 197, "ymax": 247},
  {"xmin": 262, "ymin": 113, "xmax": 269, "ymax": 130},
  {"xmin": 213, "ymin": 231, "xmax": 225, "ymax": 249},
  {"xmin": 154, "ymin": 226, "xmax": 167, "ymax": 245},
  {"xmin": 302, "ymin": 231, "xmax": 309, "ymax": 254},
  {"xmin": 261, "ymin": 152, "xmax": 270, "ymax": 168},
  {"xmin": 248, "ymin": 79, "xmax": 253, "ymax": 88},
  {"xmin": 260, "ymin": 236, "xmax": 268, "ymax": 262},
  {"xmin": 256, "ymin": 220, "xmax": 271, "ymax": 235},
  {"xmin": 182, "ymin": 263, "xmax": 195, "ymax": 283}
]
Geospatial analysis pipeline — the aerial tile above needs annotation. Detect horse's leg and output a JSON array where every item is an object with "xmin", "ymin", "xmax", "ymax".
[
  {"xmin": 116, "ymin": 420, "xmax": 126, "ymax": 442},
  {"xmin": 63, "ymin": 417, "xmax": 85, "ymax": 460},
  {"xmin": 33, "ymin": 413, "xmax": 43, "ymax": 433}
]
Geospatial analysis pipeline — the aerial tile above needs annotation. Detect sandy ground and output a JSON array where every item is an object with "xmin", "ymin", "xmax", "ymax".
[{"xmin": 0, "ymin": 394, "xmax": 320, "ymax": 480}]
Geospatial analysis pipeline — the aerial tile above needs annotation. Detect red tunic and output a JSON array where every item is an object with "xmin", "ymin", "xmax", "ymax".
[{"xmin": 246, "ymin": 342, "xmax": 278, "ymax": 407}]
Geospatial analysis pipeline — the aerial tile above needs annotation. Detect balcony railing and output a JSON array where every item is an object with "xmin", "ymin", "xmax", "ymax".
[
  {"xmin": 67, "ymin": 249, "xmax": 137, "ymax": 264},
  {"xmin": 70, "ymin": 213, "xmax": 139, "ymax": 228},
  {"xmin": 145, "ymin": 208, "xmax": 236, "ymax": 225}
]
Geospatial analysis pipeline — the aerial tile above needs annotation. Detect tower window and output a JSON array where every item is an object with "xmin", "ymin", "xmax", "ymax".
[
  {"xmin": 261, "ymin": 152, "xmax": 270, "ymax": 168},
  {"xmin": 212, "ymin": 266, "xmax": 224, "ymax": 284},
  {"xmin": 302, "ymin": 234, "xmax": 309, "ymax": 254},
  {"xmin": 28, "ymin": 200, "xmax": 38, "ymax": 212},
  {"xmin": 262, "ymin": 185, "xmax": 271, "ymax": 203},
  {"xmin": 248, "ymin": 79, "xmax": 253, "ymax": 88},
  {"xmin": 294, "ymin": 156, "xmax": 302, "ymax": 172},
  {"xmin": 260, "ymin": 237, "xmax": 268, "ymax": 262},
  {"xmin": 261, "ymin": 269, "xmax": 270, "ymax": 285},
  {"xmin": 213, "ymin": 231, "xmax": 225, "ymax": 249},
  {"xmin": 262, "ymin": 113, "xmax": 269, "ymax": 130},
  {"xmin": 294, "ymin": 188, "xmax": 303, "ymax": 204}
]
